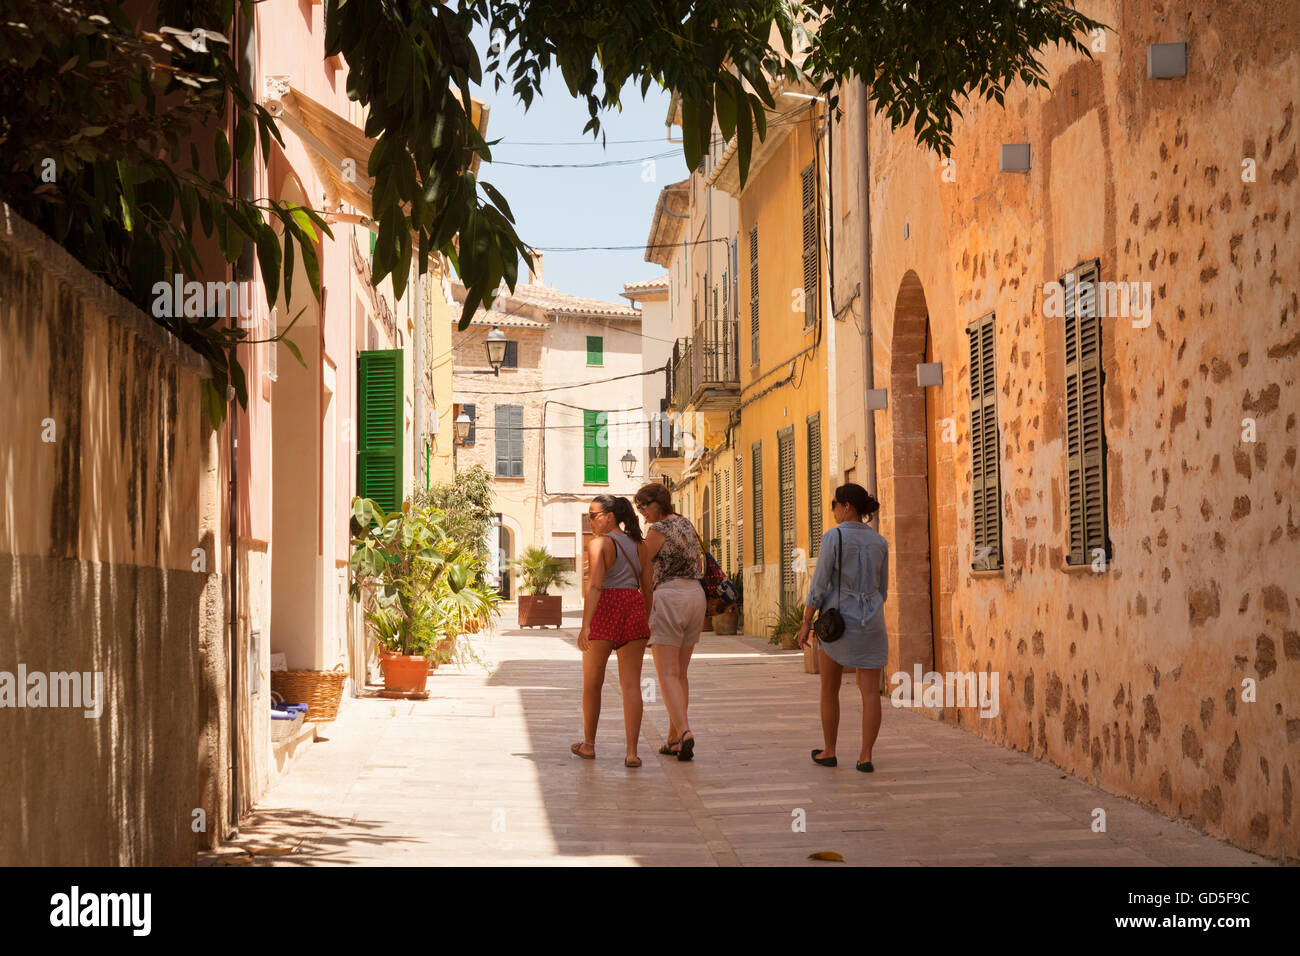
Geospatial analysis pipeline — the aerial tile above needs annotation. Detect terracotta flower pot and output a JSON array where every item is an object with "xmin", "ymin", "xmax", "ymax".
[
  {"xmin": 712, "ymin": 607, "xmax": 738, "ymax": 635},
  {"xmin": 380, "ymin": 654, "xmax": 430, "ymax": 695}
]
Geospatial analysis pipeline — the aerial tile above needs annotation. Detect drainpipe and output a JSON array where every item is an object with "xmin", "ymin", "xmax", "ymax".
[{"xmin": 857, "ymin": 81, "xmax": 877, "ymax": 508}]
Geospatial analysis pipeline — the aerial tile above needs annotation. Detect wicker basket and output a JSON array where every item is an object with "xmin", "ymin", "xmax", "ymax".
[{"xmin": 270, "ymin": 664, "xmax": 347, "ymax": 722}]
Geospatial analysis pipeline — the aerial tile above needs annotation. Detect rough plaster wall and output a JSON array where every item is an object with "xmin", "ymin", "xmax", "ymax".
[
  {"xmin": 865, "ymin": 1, "xmax": 1299, "ymax": 858},
  {"xmin": 0, "ymin": 209, "xmax": 226, "ymax": 863}
]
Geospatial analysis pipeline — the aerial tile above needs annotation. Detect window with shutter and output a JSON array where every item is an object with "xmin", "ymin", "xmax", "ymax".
[
  {"xmin": 357, "ymin": 349, "xmax": 404, "ymax": 513},
  {"xmin": 749, "ymin": 225, "xmax": 759, "ymax": 365},
  {"xmin": 967, "ymin": 313, "xmax": 1002, "ymax": 570},
  {"xmin": 583, "ymin": 410, "xmax": 609, "ymax": 483},
  {"xmin": 806, "ymin": 412, "xmax": 823, "ymax": 556},
  {"xmin": 723, "ymin": 468, "xmax": 732, "ymax": 574},
  {"xmin": 751, "ymin": 441, "xmax": 764, "ymax": 565},
  {"xmin": 778, "ymin": 426, "xmax": 796, "ymax": 609},
  {"xmin": 1063, "ymin": 260, "xmax": 1111, "ymax": 565},
  {"xmin": 701, "ymin": 482, "xmax": 712, "ymax": 553},
  {"xmin": 494, "ymin": 405, "xmax": 523, "ymax": 478},
  {"xmin": 800, "ymin": 162, "xmax": 818, "ymax": 330},
  {"xmin": 735, "ymin": 451, "xmax": 743, "ymax": 572},
  {"xmin": 586, "ymin": 336, "xmax": 603, "ymax": 366}
]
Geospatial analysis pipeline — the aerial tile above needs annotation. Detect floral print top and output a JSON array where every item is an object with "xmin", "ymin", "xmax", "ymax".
[{"xmin": 649, "ymin": 513, "xmax": 703, "ymax": 590}]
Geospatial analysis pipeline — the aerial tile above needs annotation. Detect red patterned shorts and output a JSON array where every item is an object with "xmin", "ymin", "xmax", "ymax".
[{"xmin": 588, "ymin": 588, "xmax": 651, "ymax": 649}]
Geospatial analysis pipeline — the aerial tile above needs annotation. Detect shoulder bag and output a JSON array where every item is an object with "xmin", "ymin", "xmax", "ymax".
[{"xmin": 812, "ymin": 528, "xmax": 846, "ymax": 643}]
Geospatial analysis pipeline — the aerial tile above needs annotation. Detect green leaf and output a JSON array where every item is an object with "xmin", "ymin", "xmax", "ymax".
[
  {"xmin": 234, "ymin": 113, "xmax": 253, "ymax": 165},
  {"xmin": 256, "ymin": 226, "xmax": 281, "ymax": 307},
  {"xmin": 215, "ymin": 129, "xmax": 231, "ymax": 181}
]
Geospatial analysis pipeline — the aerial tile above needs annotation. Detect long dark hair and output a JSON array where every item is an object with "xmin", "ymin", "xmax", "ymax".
[
  {"xmin": 593, "ymin": 494, "xmax": 643, "ymax": 542},
  {"xmin": 634, "ymin": 482, "xmax": 674, "ymax": 515}
]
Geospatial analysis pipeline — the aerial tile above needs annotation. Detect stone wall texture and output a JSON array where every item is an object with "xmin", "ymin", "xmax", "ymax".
[
  {"xmin": 856, "ymin": 1, "xmax": 1299, "ymax": 858},
  {"xmin": 0, "ymin": 206, "xmax": 227, "ymax": 864}
]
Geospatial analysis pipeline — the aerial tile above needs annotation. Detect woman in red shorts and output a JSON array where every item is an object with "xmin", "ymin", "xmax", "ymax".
[{"xmin": 572, "ymin": 494, "xmax": 651, "ymax": 767}]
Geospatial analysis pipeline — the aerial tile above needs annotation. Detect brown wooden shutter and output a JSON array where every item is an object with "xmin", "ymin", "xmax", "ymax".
[
  {"xmin": 800, "ymin": 162, "xmax": 818, "ymax": 328},
  {"xmin": 749, "ymin": 225, "xmax": 759, "ymax": 365},
  {"xmin": 736, "ymin": 450, "xmax": 744, "ymax": 572},
  {"xmin": 1064, "ymin": 260, "xmax": 1110, "ymax": 564},
  {"xmin": 751, "ymin": 441, "xmax": 764, "ymax": 565},
  {"xmin": 806, "ymin": 412, "xmax": 823, "ymax": 556},
  {"xmin": 967, "ymin": 313, "xmax": 1002, "ymax": 570},
  {"xmin": 778, "ymin": 425, "xmax": 796, "ymax": 609}
]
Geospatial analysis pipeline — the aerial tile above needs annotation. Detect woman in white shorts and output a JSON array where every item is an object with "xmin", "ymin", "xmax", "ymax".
[{"xmin": 635, "ymin": 482, "xmax": 706, "ymax": 761}]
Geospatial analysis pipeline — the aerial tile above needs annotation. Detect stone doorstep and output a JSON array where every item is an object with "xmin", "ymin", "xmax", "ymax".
[{"xmin": 271, "ymin": 720, "xmax": 321, "ymax": 784}]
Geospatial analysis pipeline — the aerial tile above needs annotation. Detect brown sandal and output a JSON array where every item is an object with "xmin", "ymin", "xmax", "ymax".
[
  {"xmin": 624, "ymin": 756, "xmax": 642, "ymax": 768},
  {"xmin": 570, "ymin": 742, "xmax": 595, "ymax": 759}
]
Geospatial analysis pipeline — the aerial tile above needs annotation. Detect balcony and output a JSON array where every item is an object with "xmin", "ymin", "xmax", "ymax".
[{"xmin": 672, "ymin": 320, "xmax": 740, "ymax": 411}]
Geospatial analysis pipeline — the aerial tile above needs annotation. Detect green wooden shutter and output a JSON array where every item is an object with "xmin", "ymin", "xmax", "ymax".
[
  {"xmin": 778, "ymin": 425, "xmax": 796, "ymax": 609},
  {"xmin": 800, "ymin": 162, "xmax": 818, "ymax": 329},
  {"xmin": 1064, "ymin": 261, "xmax": 1110, "ymax": 564},
  {"xmin": 751, "ymin": 441, "xmax": 764, "ymax": 565},
  {"xmin": 357, "ymin": 349, "xmax": 404, "ymax": 513},
  {"xmin": 584, "ymin": 410, "xmax": 608, "ymax": 483},
  {"xmin": 586, "ymin": 336, "xmax": 603, "ymax": 366},
  {"xmin": 749, "ymin": 225, "xmax": 759, "ymax": 365},
  {"xmin": 806, "ymin": 412, "xmax": 823, "ymax": 556},
  {"xmin": 967, "ymin": 313, "xmax": 1002, "ymax": 570}
]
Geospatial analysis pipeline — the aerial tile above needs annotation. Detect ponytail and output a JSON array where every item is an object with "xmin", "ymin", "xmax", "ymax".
[{"xmin": 593, "ymin": 494, "xmax": 644, "ymax": 542}]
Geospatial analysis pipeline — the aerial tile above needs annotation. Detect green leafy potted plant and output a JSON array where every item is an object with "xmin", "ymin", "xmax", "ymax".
[
  {"xmin": 512, "ymin": 546, "xmax": 569, "ymax": 628},
  {"xmin": 768, "ymin": 601, "xmax": 806, "ymax": 651},
  {"xmin": 349, "ymin": 497, "xmax": 461, "ymax": 697}
]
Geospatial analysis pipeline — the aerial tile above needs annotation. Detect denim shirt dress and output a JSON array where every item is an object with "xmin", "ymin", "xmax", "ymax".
[{"xmin": 803, "ymin": 521, "xmax": 889, "ymax": 669}]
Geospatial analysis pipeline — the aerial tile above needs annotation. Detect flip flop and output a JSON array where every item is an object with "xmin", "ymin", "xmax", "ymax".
[
  {"xmin": 624, "ymin": 756, "xmax": 642, "ymax": 768},
  {"xmin": 570, "ymin": 742, "xmax": 595, "ymax": 759}
]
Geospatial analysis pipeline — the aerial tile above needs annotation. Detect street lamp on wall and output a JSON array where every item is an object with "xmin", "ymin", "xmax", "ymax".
[
  {"xmin": 620, "ymin": 450, "xmax": 637, "ymax": 478},
  {"xmin": 455, "ymin": 412, "xmax": 472, "ymax": 443},
  {"xmin": 485, "ymin": 327, "xmax": 508, "ymax": 375}
]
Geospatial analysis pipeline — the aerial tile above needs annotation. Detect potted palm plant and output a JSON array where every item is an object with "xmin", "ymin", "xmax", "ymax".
[
  {"xmin": 768, "ymin": 601, "xmax": 806, "ymax": 651},
  {"xmin": 349, "ymin": 497, "xmax": 462, "ymax": 697},
  {"xmin": 512, "ymin": 546, "xmax": 569, "ymax": 627}
]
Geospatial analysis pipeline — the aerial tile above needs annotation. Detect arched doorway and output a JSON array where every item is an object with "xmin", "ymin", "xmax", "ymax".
[{"xmin": 885, "ymin": 271, "xmax": 937, "ymax": 677}]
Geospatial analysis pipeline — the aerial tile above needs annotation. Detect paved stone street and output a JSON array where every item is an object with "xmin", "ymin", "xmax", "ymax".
[{"xmin": 211, "ymin": 609, "xmax": 1269, "ymax": 867}]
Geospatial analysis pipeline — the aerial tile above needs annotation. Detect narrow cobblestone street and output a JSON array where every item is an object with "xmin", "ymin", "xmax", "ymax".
[{"xmin": 211, "ymin": 610, "xmax": 1268, "ymax": 867}]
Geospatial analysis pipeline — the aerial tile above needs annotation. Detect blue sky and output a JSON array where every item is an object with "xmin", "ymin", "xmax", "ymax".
[{"xmin": 470, "ymin": 57, "xmax": 689, "ymax": 304}]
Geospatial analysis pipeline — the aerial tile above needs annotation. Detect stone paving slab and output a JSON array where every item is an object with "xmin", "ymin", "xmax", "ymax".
[{"xmin": 206, "ymin": 611, "xmax": 1273, "ymax": 867}]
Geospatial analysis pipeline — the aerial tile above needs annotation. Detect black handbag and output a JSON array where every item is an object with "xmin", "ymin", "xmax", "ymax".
[{"xmin": 812, "ymin": 528, "xmax": 846, "ymax": 643}]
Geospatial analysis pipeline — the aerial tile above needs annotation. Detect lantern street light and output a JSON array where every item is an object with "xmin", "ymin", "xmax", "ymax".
[
  {"xmin": 485, "ymin": 327, "xmax": 508, "ymax": 375},
  {"xmin": 455, "ymin": 412, "xmax": 472, "ymax": 443},
  {"xmin": 620, "ymin": 450, "xmax": 637, "ymax": 478}
]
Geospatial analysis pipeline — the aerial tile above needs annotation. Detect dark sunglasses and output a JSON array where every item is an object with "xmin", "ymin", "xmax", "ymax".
[{"xmin": 634, "ymin": 501, "xmax": 650, "ymax": 512}]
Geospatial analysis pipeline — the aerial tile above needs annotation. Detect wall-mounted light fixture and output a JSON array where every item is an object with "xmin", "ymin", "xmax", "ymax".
[
  {"xmin": 620, "ymin": 450, "xmax": 638, "ymax": 477},
  {"xmin": 455, "ymin": 412, "xmax": 472, "ymax": 443},
  {"xmin": 1148, "ymin": 42, "xmax": 1187, "ymax": 79},
  {"xmin": 485, "ymin": 327, "xmax": 508, "ymax": 375}
]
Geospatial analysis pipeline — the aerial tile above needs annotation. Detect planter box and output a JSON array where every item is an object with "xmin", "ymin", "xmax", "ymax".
[
  {"xmin": 803, "ymin": 640, "xmax": 820, "ymax": 674},
  {"xmin": 518, "ymin": 594, "xmax": 563, "ymax": 628}
]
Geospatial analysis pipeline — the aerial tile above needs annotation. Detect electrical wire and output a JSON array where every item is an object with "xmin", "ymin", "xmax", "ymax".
[{"xmin": 452, "ymin": 363, "xmax": 669, "ymax": 395}]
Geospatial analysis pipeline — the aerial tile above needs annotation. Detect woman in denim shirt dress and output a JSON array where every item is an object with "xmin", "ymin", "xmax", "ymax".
[{"xmin": 796, "ymin": 483, "xmax": 888, "ymax": 773}]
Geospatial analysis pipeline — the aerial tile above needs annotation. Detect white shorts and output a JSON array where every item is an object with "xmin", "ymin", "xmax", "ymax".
[{"xmin": 649, "ymin": 577, "xmax": 707, "ymax": 648}]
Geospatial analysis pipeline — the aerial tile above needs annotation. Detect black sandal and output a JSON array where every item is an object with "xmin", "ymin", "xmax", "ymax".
[
  {"xmin": 811, "ymin": 748, "xmax": 837, "ymax": 767},
  {"xmin": 677, "ymin": 729, "xmax": 695, "ymax": 762},
  {"xmin": 658, "ymin": 738, "xmax": 681, "ymax": 756}
]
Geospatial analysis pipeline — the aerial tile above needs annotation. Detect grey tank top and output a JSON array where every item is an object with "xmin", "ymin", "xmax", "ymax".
[{"xmin": 601, "ymin": 532, "xmax": 641, "ymax": 589}]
